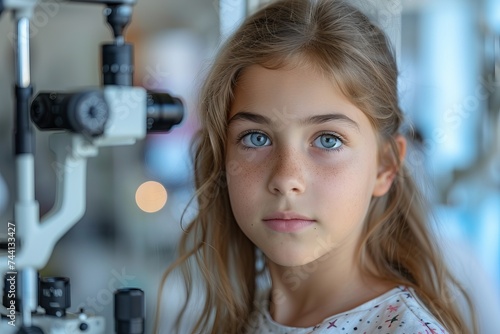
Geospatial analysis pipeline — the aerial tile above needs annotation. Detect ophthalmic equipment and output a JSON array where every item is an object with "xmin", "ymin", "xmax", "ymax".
[{"xmin": 0, "ymin": 0, "xmax": 184, "ymax": 333}]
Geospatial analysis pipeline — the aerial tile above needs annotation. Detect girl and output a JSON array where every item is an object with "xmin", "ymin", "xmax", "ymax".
[{"xmin": 155, "ymin": 0, "xmax": 476, "ymax": 333}]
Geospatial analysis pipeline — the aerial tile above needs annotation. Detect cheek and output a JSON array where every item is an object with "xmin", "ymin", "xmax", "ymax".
[
  {"xmin": 225, "ymin": 150, "xmax": 266, "ymax": 218},
  {"xmin": 309, "ymin": 151, "xmax": 377, "ymax": 216}
]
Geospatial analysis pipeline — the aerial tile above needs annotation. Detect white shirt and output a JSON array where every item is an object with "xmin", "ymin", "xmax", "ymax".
[{"xmin": 245, "ymin": 286, "xmax": 448, "ymax": 334}]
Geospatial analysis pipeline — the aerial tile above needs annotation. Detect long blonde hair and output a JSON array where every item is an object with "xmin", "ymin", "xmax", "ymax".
[{"xmin": 155, "ymin": 0, "xmax": 475, "ymax": 333}]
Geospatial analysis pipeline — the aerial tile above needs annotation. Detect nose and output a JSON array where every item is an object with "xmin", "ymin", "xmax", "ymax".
[{"xmin": 267, "ymin": 147, "xmax": 306, "ymax": 196}]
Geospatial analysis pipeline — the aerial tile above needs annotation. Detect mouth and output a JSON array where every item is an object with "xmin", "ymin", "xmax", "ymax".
[{"xmin": 262, "ymin": 211, "xmax": 316, "ymax": 233}]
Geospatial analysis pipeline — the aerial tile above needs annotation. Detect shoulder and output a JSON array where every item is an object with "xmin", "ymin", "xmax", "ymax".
[
  {"xmin": 311, "ymin": 286, "xmax": 449, "ymax": 334},
  {"xmin": 397, "ymin": 286, "xmax": 448, "ymax": 332}
]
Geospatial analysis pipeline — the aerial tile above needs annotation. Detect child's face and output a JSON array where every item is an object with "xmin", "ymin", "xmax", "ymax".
[{"xmin": 225, "ymin": 64, "xmax": 388, "ymax": 267}]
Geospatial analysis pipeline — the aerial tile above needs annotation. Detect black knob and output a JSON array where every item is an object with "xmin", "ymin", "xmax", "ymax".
[
  {"xmin": 114, "ymin": 288, "xmax": 144, "ymax": 334},
  {"xmin": 39, "ymin": 277, "xmax": 70, "ymax": 317}
]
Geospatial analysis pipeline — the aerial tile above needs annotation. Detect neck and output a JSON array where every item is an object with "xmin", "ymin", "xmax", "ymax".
[{"xmin": 266, "ymin": 250, "xmax": 394, "ymax": 327}]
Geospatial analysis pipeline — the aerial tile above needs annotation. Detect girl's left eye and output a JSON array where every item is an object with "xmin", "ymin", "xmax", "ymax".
[
  {"xmin": 313, "ymin": 133, "xmax": 343, "ymax": 150},
  {"xmin": 240, "ymin": 132, "xmax": 271, "ymax": 148}
]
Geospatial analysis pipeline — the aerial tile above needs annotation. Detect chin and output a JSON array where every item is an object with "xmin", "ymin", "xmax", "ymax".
[{"xmin": 263, "ymin": 247, "xmax": 321, "ymax": 268}]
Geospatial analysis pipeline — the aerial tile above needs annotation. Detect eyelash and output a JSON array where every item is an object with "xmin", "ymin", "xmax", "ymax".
[
  {"xmin": 235, "ymin": 130, "xmax": 269, "ymax": 151},
  {"xmin": 314, "ymin": 131, "xmax": 346, "ymax": 152},
  {"xmin": 235, "ymin": 130, "xmax": 346, "ymax": 152}
]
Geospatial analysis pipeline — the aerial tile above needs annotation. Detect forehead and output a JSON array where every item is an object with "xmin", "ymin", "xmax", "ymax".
[{"xmin": 229, "ymin": 64, "xmax": 368, "ymax": 129}]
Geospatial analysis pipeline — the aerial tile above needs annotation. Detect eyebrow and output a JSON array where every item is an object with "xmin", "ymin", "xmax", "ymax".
[{"xmin": 227, "ymin": 110, "xmax": 360, "ymax": 131}]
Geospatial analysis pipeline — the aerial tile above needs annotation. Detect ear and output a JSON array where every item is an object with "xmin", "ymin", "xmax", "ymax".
[{"xmin": 372, "ymin": 134, "xmax": 407, "ymax": 197}]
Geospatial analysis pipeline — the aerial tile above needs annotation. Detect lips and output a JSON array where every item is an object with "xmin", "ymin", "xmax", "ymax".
[{"xmin": 262, "ymin": 211, "xmax": 315, "ymax": 233}]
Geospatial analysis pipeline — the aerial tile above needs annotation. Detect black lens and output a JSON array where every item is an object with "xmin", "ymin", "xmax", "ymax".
[
  {"xmin": 39, "ymin": 277, "xmax": 71, "ymax": 317},
  {"xmin": 146, "ymin": 92, "xmax": 184, "ymax": 132}
]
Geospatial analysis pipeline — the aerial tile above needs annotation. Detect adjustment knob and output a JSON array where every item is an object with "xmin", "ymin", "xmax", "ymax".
[
  {"xmin": 39, "ymin": 277, "xmax": 70, "ymax": 317},
  {"xmin": 114, "ymin": 288, "xmax": 145, "ymax": 334}
]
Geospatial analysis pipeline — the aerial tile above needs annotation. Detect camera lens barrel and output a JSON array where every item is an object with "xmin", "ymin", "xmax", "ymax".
[
  {"xmin": 31, "ymin": 89, "xmax": 183, "ymax": 136},
  {"xmin": 114, "ymin": 288, "xmax": 145, "ymax": 334},
  {"xmin": 146, "ymin": 92, "xmax": 184, "ymax": 132},
  {"xmin": 39, "ymin": 277, "xmax": 71, "ymax": 317},
  {"xmin": 31, "ymin": 91, "xmax": 109, "ymax": 137}
]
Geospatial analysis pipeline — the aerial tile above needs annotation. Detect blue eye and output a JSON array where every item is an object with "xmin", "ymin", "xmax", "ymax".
[
  {"xmin": 241, "ymin": 132, "xmax": 271, "ymax": 148},
  {"xmin": 313, "ymin": 133, "xmax": 342, "ymax": 150}
]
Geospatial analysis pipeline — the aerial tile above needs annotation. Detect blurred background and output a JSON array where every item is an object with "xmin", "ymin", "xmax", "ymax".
[{"xmin": 0, "ymin": 0, "xmax": 498, "ymax": 333}]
